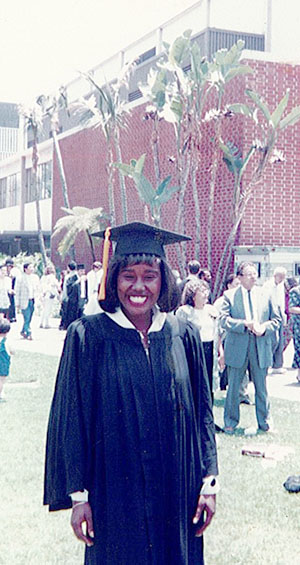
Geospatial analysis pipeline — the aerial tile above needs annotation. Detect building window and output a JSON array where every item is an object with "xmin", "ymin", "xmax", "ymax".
[
  {"xmin": 0, "ymin": 178, "xmax": 7, "ymax": 208},
  {"xmin": 25, "ymin": 161, "xmax": 52, "ymax": 202},
  {"xmin": 294, "ymin": 264, "xmax": 300, "ymax": 277},
  {"xmin": 7, "ymin": 173, "xmax": 21, "ymax": 206}
]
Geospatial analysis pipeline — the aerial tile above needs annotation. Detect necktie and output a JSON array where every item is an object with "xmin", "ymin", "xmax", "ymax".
[{"xmin": 247, "ymin": 290, "xmax": 254, "ymax": 318}]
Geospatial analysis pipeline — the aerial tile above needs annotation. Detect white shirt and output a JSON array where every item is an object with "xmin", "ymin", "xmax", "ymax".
[{"xmin": 241, "ymin": 285, "xmax": 258, "ymax": 321}]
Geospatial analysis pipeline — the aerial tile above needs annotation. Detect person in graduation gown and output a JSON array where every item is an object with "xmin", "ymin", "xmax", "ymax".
[{"xmin": 44, "ymin": 222, "xmax": 218, "ymax": 565}]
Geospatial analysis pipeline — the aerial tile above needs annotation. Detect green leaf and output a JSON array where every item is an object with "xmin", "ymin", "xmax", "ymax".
[
  {"xmin": 279, "ymin": 106, "xmax": 300, "ymax": 130},
  {"xmin": 156, "ymin": 184, "xmax": 181, "ymax": 205},
  {"xmin": 228, "ymin": 103, "xmax": 254, "ymax": 118},
  {"xmin": 224, "ymin": 65, "xmax": 253, "ymax": 82},
  {"xmin": 157, "ymin": 176, "xmax": 171, "ymax": 196},
  {"xmin": 169, "ymin": 35, "xmax": 190, "ymax": 67},
  {"xmin": 134, "ymin": 154, "xmax": 146, "ymax": 174},
  {"xmin": 133, "ymin": 173, "xmax": 155, "ymax": 204},
  {"xmin": 113, "ymin": 163, "xmax": 135, "ymax": 176},
  {"xmin": 271, "ymin": 89, "xmax": 290, "ymax": 128},
  {"xmin": 245, "ymin": 90, "xmax": 271, "ymax": 122}
]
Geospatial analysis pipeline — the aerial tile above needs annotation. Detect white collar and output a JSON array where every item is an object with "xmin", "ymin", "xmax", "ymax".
[{"xmin": 105, "ymin": 306, "xmax": 167, "ymax": 333}]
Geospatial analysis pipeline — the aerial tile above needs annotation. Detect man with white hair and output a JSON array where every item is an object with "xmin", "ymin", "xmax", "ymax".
[{"xmin": 263, "ymin": 266, "xmax": 287, "ymax": 373}]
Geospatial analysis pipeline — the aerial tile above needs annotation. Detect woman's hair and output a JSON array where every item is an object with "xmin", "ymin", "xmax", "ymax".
[
  {"xmin": 45, "ymin": 264, "xmax": 55, "ymax": 275},
  {"xmin": 0, "ymin": 317, "xmax": 10, "ymax": 334},
  {"xmin": 100, "ymin": 254, "xmax": 181, "ymax": 313},
  {"xmin": 182, "ymin": 278, "xmax": 210, "ymax": 306},
  {"xmin": 286, "ymin": 277, "xmax": 298, "ymax": 290}
]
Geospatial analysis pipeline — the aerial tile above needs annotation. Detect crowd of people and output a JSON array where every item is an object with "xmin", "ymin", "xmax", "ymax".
[{"xmin": 2, "ymin": 229, "xmax": 300, "ymax": 564}]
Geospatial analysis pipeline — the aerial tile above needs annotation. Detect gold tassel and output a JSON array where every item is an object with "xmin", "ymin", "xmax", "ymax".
[{"xmin": 98, "ymin": 227, "xmax": 111, "ymax": 301}]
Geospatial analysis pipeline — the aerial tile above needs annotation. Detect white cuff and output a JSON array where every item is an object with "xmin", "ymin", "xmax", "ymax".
[
  {"xmin": 200, "ymin": 476, "xmax": 220, "ymax": 495},
  {"xmin": 70, "ymin": 489, "xmax": 89, "ymax": 502}
]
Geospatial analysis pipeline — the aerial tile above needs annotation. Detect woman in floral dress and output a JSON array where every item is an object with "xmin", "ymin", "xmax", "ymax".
[{"xmin": 289, "ymin": 284, "xmax": 300, "ymax": 382}]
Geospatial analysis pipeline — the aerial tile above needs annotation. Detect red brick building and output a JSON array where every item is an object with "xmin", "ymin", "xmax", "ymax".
[{"xmin": 51, "ymin": 55, "xmax": 300, "ymax": 288}]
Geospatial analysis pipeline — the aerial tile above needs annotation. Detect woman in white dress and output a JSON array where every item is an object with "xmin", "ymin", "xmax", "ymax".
[
  {"xmin": 176, "ymin": 278, "xmax": 224, "ymax": 398},
  {"xmin": 40, "ymin": 265, "xmax": 60, "ymax": 328}
]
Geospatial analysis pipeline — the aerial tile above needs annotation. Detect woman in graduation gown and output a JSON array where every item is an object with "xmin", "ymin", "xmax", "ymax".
[{"xmin": 44, "ymin": 222, "xmax": 218, "ymax": 565}]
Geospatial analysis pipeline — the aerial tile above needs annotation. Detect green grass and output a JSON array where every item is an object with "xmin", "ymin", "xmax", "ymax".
[
  {"xmin": 206, "ymin": 391, "xmax": 300, "ymax": 565},
  {"xmin": 1, "ymin": 353, "xmax": 300, "ymax": 564},
  {"xmin": 0, "ymin": 351, "xmax": 84, "ymax": 565}
]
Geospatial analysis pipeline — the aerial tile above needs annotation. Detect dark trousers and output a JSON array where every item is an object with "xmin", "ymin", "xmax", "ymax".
[
  {"xmin": 21, "ymin": 299, "xmax": 35, "ymax": 337},
  {"xmin": 224, "ymin": 333, "xmax": 270, "ymax": 430}
]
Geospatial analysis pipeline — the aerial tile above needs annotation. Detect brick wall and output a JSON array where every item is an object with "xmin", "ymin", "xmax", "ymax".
[{"xmin": 52, "ymin": 57, "xmax": 300, "ymax": 281}]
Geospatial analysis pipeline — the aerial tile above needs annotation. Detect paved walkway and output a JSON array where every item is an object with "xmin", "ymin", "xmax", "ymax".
[
  {"xmin": 7, "ymin": 313, "xmax": 300, "ymax": 402},
  {"xmin": 9, "ymin": 313, "xmax": 66, "ymax": 358}
]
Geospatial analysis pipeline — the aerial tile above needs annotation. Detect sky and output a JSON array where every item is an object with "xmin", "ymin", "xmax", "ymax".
[{"xmin": 1, "ymin": 0, "xmax": 300, "ymax": 106}]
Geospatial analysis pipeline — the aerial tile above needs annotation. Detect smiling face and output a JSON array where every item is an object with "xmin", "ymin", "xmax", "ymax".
[
  {"xmin": 239, "ymin": 265, "xmax": 258, "ymax": 290},
  {"xmin": 117, "ymin": 261, "xmax": 162, "ymax": 328},
  {"xmin": 194, "ymin": 286, "xmax": 209, "ymax": 309}
]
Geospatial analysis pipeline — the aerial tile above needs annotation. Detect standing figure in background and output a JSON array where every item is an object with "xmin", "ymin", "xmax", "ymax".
[
  {"xmin": 76, "ymin": 265, "xmax": 88, "ymax": 319},
  {"xmin": 5, "ymin": 258, "xmax": 20, "ymax": 322},
  {"xmin": 262, "ymin": 267, "xmax": 287, "ymax": 373},
  {"xmin": 0, "ymin": 316, "xmax": 15, "ymax": 402},
  {"xmin": 289, "ymin": 280, "xmax": 300, "ymax": 383},
  {"xmin": 220, "ymin": 261, "xmax": 280, "ymax": 434},
  {"xmin": 40, "ymin": 265, "xmax": 60, "ymax": 329},
  {"xmin": 283, "ymin": 277, "xmax": 298, "ymax": 351},
  {"xmin": 0, "ymin": 265, "xmax": 11, "ymax": 318},
  {"xmin": 176, "ymin": 278, "xmax": 224, "ymax": 399},
  {"xmin": 60, "ymin": 261, "xmax": 79, "ymax": 330},
  {"xmin": 179, "ymin": 259, "xmax": 201, "ymax": 293},
  {"xmin": 84, "ymin": 261, "xmax": 103, "ymax": 315},
  {"xmin": 214, "ymin": 274, "xmax": 242, "ymax": 393},
  {"xmin": 15, "ymin": 262, "xmax": 40, "ymax": 340}
]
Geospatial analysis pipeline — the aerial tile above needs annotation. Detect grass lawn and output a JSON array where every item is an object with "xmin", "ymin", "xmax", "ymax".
[{"xmin": 1, "ymin": 351, "xmax": 300, "ymax": 564}]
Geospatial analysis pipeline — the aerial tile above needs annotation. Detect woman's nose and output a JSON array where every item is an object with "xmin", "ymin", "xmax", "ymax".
[{"xmin": 132, "ymin": 277, "xmax": 145, "ymax": 290}]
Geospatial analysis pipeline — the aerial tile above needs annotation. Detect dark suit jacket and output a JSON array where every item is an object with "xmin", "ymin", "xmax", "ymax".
[{"xmin": 220, "ymin": 285, "xmax": 280, "ymax": 369}]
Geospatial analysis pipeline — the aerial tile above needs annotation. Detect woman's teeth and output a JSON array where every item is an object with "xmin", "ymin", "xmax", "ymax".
[{"xmin": 129, "ymin": 296, "xmax": 147, "ymax": 304}]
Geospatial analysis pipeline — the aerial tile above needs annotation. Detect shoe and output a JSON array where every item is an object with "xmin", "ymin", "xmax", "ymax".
[
  {"xmin": 240, "ymin": 398, "xmax": 254, "ymax": 405},
  {"xmin": 224, "ymin": 426, "xmax": 235, "ymax": 435},
  {"xmin": 27, "ymin": 335, "xmax": 33, "ymax": 341},
  {"xmin": 273, "ymin": 368, "xmax": 287, "ymax": 374}
]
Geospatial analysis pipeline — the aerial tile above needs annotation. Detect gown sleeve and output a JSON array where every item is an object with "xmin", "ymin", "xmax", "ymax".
[
  {"xmin": 181, "ymin": 321, "xmax": 218, "ymax": 478},
  {"xmin": 43, "ymin": 319, "xmax": 95, "ymax": 511}
]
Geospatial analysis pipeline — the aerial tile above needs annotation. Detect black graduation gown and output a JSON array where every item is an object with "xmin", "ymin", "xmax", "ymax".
[
  {"xmin": 64, "ymin": 274, "xmax": 80, "ymax": 329},
  {"xmin": 44, "ymin": 312, "xmax": 218, "ymax": 565}
]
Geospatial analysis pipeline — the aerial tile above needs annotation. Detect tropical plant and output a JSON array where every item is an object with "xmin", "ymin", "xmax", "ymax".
[
  {"xmin": 140, "ymin": 33, "xmax": 300, "ymax": 295},
  {"xmin": 212, "ymin": 88, "xmax": 300, "ymax": 298},
  {"xmin": 114, "ymin": 154, "xmax": 180, "ymax": 226},
  {"xmin": 70, "ymin": 63, "xmax": 135, "ymax": 225},
  {"xmin": 36, "ymin": 89, "xmax": 71, "ymax": 210},
  {"xmin": 52, "ymin": 205, "xmax": 109, "ymax": 261},
  {"xmin": 140, "ymin": 34, "xmax": 253, "ymax": 273},
  {"xmin": 18, "ymin": 104, "xmax": 48, "ymax": 267}
]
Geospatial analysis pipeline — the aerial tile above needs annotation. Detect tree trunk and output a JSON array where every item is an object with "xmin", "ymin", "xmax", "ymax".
[
  {"xmin": 52, "ymin": 130, "xmax": 71, "ymax": 209},
  {"xmin": 151, "ymin": 116, "xmax": 161, "ymax": 188},
  {"xmin": 191, "ymin": 163, "xmax": 201, "ymax": 261},
  {"xmin": 207, "ymin": 119, "xmax": 222, "ymax": 272},
  {"xmin": 32, "ymin": 129, "xmax": 47, "ymax": 267},
  {"xmin": 106, "ymin": 144, "xmax": 116, "ymax": 226},
  {"xmin": 86, "ymin": 230, "xmax": 96, "ymax": 262},
  {"xmin": 114, "ymin": 128, "xmax": 128, "ymax": 223}
]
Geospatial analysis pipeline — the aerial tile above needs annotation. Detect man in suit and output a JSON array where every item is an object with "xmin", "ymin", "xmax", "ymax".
[
  {"xmin": 220, "ymin": 261, "xmax": 280, "ymax": 434},
  {"xmin": 15, "ymin": 262, "xmax": 40, "ymax": 339}
]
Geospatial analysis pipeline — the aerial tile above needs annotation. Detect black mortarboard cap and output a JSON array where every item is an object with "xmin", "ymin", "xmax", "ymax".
[{"xmin": 92, "ymin": 221, "xmax": 191, "ymax": 258}]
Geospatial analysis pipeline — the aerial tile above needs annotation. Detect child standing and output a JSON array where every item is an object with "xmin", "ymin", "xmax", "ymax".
[{"xmin": 0, "ymin": 316, "xmax": 14, "ymax": 402}]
